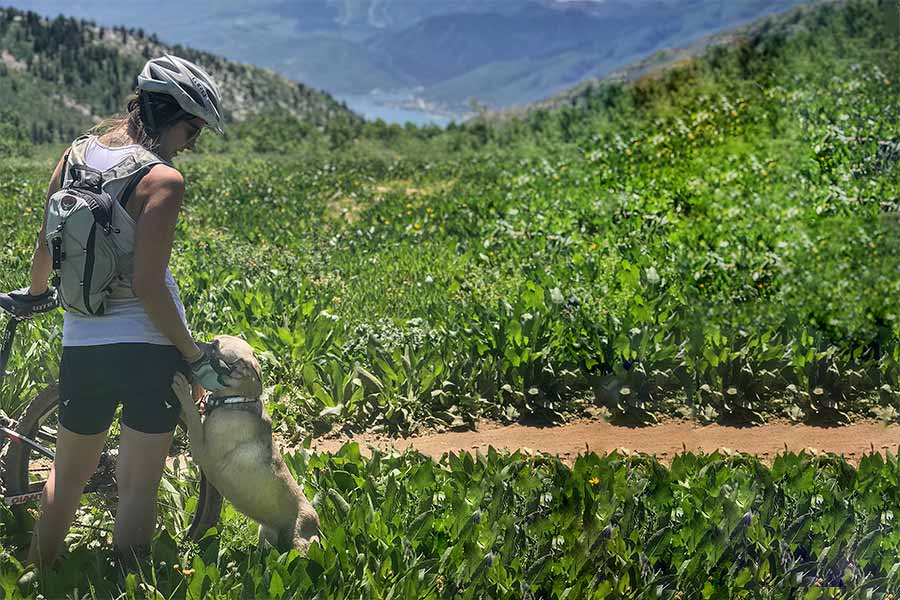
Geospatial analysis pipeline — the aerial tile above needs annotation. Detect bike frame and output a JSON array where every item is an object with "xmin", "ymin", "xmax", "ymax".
[{"xmin": 0, "ymin": 314, "xmax": 57, "ymax": 506}]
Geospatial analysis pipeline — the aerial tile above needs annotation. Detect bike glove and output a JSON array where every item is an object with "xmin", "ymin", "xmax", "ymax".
[
  {"xmin": 188, "ymin": 352, "xmax": 231, "ymax": 392},
  {"xmin": 2, "ymin": 287, "xmax": 58, "ymax": 317}
]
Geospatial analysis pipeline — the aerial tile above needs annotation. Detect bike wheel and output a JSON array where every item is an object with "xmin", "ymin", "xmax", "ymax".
[{"xmin": 0, "ymin": 384, "xmax": 222, "ymax": 543}]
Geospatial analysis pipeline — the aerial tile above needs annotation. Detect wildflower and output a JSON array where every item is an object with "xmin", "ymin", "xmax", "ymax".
[
  {"xmin": 730, "ymin": 110, "xmax": 738, "ymax": 117},
  {"xmin": 625, "ymin": 148, "xmax": 632, "ymax": 156},
  {"xmin": 589, "ymin": 476, "xmax": 600, "ymax": 485},
  {"xmin": 761, "ymin": 170, "xmax": 768, "ymax": 177},
  {"xmin": 757, "ymin": 283, "xmax": 763, "ymax": 288},
  {"xmin": 182, "ymin": 568, "xmax": 196, "ymax": 576},
  {"xmin": 414, "ymin": 223, "xmax": 422, "ymax": 230},
  {"xmin": 406, "ymin": 203, "xmax": 412, "ymax": 209},
  {"xmin": 590, "ymin": 242, "xmax": 597, "ymax": 250},
  {"xmin": 699, "ymin": 283, "xmax": 705, "ymax": 288}
]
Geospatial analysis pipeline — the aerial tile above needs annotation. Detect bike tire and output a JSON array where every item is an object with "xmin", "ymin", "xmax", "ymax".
[{"xmin": 0, "ymin": 384, "xmax": 223, "ymax": 542}]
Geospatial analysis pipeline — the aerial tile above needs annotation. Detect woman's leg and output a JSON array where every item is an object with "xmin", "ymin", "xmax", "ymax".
[
  {"xmin": 113, "ymin": 424, "xmax": 174, "ymax": 558},
  {"xmin": 27, "ymin": 425, "xmax": 109, "ymax": 567}
]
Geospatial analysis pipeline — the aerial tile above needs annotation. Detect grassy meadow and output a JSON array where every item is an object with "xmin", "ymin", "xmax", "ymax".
[{"xmin": 0, "ymin": 0, "xmax": 898, "ymax": 596}]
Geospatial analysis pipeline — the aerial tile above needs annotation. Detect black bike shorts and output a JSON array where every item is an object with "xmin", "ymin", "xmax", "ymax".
[{"xmin": 58, "ymin": 343, "xmax": 189, "ymax": 435}]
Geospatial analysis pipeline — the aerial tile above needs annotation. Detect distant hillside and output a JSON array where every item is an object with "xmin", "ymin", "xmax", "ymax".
[
  {"xmin": 9, "ymin": 0, "xmax": 816, "ymax": 120},
  {"xmin": 495, "ymin": 0, "xmax": 843, "ymax": 118},
  {"xmin": 0, "ymin": 6, "xmax": 360, "ymax": 147},
  {"xmin": 406, "ymin": 0, "xmax": 815, "ymax": 112}
]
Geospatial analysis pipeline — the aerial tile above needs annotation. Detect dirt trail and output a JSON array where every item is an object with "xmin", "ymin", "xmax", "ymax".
[{"xmin": 310, "ymin": 418, "xmax": 900, "ymax": 467}]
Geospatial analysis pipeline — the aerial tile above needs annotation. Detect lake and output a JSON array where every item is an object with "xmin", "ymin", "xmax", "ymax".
[{"xmin": 336, "ymin": 93, "xmax": 458, "ymax": 128}]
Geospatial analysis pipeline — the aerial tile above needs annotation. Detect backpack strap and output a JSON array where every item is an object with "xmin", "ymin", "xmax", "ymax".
[
  {"xmin": 58, "ymin": 149, "xmax": 70, "ymax": 188},
  {"xmin": 83, "ymin": 190, "xmax": 113, "ymax": 232},
  {"xmin": 118, "ymin": 163, "xmax": 160, "ymax": 210}
]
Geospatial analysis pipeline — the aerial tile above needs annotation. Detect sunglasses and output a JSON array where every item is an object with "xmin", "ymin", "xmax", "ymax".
[{"xmin": 185, "ymin": 120, "xmax": 204, "ymax": 142}]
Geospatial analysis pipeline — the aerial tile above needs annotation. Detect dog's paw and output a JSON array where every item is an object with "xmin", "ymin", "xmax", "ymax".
[{"xmin": 171, "ymin": 372, "xmax": 193, "ymax": 404}]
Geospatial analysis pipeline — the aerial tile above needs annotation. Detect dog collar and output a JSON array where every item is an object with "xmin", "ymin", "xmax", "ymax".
[{"xmin": 202, "ymin": 394, "xmax": 258, "ymax": 415}]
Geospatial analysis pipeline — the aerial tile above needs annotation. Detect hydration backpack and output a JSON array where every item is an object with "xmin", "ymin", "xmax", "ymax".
[{"xmin": 44, "ymin": 137, "xmax": 164, "ymax": 316}]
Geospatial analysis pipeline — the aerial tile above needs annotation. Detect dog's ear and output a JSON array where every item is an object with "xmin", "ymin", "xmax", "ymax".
[{"xmin": 223, "ymin": 357, "xmax": 263, "ymax": 397}]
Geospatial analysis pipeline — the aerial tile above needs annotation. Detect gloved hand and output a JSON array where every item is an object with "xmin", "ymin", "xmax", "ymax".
[
  {"xmin": 188, "ymin": 350, "xmax": 232, "ymax": 392},
  {"xmin": 0, "ymin": 287, "xmax": 58, "ymax": 317}
]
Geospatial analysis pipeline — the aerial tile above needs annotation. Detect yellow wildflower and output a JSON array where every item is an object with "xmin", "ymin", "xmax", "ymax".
[
  {"xmin": 730, "ymin": 110, "xmax": 738, "ymax": 118},
  {"xmin": 589, "ymin": 477, "xmax": 600, "ymax": 485}
]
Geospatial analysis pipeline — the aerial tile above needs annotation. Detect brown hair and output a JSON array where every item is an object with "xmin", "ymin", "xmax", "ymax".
[{"xmin": 87, "ymin": 91, "xmax": 194, "ymax": 151}]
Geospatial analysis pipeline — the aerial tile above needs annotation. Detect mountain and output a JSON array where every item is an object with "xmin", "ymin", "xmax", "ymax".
[
  {"xmin": 501, "ymin": 0, "xmax": 833, "ymax": 117},
  {"xmin": 9, "ymin": 0, "xmax": 817, "ymax": 120},
  {"xmin": 0, "ymin": 6, "xmax": 360, "ymax": 146}
]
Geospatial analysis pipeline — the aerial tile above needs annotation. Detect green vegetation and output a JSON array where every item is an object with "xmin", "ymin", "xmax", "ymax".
[
  {"xmin": 0, "ymin": 0, "xmax": 898, "ymax": 596},
  {"xmin": 3, "ymin": 1, "xmax": 900, "ymax": 432},
  {"xmin": 4, "ymin": 444, "xmax": 900, "ymax": 598}
]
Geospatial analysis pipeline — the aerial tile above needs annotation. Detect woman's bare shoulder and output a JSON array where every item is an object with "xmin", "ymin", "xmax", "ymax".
[
  {"xmin": 143, "ymin": 163, "xmax": 185, "ymax": 189},
  {"xmin": 135, "ymin": 164, "xmax": 185, "ymax": 202}
]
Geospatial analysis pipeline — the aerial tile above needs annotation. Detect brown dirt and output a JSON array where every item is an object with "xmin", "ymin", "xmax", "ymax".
[{"xmin": 309, "ymin": 418, "xmax": 900, "ymax": 467}]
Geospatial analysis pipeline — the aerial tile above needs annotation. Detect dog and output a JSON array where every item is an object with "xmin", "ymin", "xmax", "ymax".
[{"xmin": 170, "ymin": 335, "xmax": 320, "ymax": 553}]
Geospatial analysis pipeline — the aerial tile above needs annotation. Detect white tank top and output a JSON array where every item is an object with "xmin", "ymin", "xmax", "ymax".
[{"xmin": 62, "ymin": 137, "xmax": 190, "ymax": 347}]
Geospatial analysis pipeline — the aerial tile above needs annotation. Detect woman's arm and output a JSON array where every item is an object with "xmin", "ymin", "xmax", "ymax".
[
  {"xmin": 131, "ymin": 165, "xmax": 204, "ymax": 363},
  {"xmin": 27, "ymin": 151, "xmax": 68, "ymax": 295}
]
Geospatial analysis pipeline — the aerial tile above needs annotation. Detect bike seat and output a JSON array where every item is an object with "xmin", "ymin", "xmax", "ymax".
[{"xmin": 0, "ymin": 290, "xmax": 57, "ymax": 318}]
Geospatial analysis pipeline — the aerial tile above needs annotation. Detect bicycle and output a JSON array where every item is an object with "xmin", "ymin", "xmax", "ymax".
[{"xmin": 0, "ymin": 289, "xmax": 222, "ymax": 546}]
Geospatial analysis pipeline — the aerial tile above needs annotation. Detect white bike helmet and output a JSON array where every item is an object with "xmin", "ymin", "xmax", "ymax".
[{"xmin": 136, "ymin": 54, "xmax": 224, "ymax": 134}]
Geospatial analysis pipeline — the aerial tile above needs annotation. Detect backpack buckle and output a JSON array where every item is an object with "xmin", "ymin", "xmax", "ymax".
[{"xmin": 51, "ymin": 237, "xmax": 63, "ymax": 269}]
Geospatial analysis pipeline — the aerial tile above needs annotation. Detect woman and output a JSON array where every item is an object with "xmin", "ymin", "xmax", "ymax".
[{"xmin": 9, "ymin": 55, "xmax": 231, "ymax": 567}]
